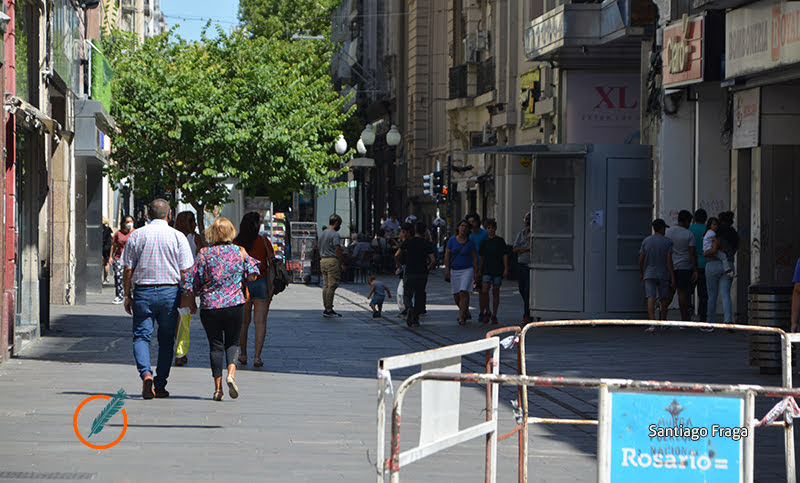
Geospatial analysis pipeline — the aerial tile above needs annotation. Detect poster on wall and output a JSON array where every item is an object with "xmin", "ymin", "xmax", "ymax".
[
  {"xmin": 732, "ymin": 88, "xmax": 760, "ymax": 149},
  {"xmin": 564, "ymin": 72, "xmax": 641, "ymax": 144},
  {"xmin": 520, "ymin": 68, "xmax": 541, "ymax": 130}
]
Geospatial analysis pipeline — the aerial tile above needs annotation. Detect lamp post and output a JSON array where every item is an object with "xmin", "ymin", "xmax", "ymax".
[{"xmin": 333, "ymin": 124, "xmax": 401, "ymax": 236}]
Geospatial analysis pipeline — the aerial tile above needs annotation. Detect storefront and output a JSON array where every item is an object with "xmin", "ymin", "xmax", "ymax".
[{"xmin": 725, "ymin": 0, "xmax": 800, "ymax": 300}]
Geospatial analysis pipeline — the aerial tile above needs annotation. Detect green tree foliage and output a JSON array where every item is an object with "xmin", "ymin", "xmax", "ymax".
[
  {"xmin": 238, "ymin": 0, "xmax": 339, "ymax": 39},
  {"xmin": 106, "ymin": 28, "xmax": 353, "ymax": 233}
]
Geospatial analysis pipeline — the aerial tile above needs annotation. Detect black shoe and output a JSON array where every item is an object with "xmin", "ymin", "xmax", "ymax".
[
  {"xmin": 174, "ymin": 355, "xmax": 187, "ymax": 366},
  {"xmin": 329, "ymin": 310, "xmax": 343, "ymax": 317},
  {"xmin": 406, "ymin": 310, "xmax": 415, "ymax": 327},
  {"xmin": 323, "ymin": 310, "xmax": 336, "ymax": 318},
  {"xmin": 372, "ymin": 312, "xmax": 381, "ymax": 318},
  {"xmin": 399, "ymin": 309, "xmax": 408, "ymax": 317}
]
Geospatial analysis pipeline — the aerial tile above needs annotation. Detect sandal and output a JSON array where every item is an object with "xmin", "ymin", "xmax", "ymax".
[
  {"xmin": 458, "ymin": 317, "xmax": 467, "ymax": 326},
  {"xmin": 238, "ymin": 355, "xmax": 247, "ymax": 365},
  {"xmin": 253, "ymin": 358, "xmax": 264, "ymax": 368},
  {"xmin": 213, "ymin": 390, "xmax": 224, "ymax": 401}
]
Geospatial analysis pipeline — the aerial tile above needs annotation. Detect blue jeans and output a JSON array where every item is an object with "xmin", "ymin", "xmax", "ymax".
[
  {"xmin": 706, "ymin": 260, "xmax": 733, "ymax": 323},
  {"xmin": 132, "ymin": 285, "xmax": 181, "ymax": 389}
]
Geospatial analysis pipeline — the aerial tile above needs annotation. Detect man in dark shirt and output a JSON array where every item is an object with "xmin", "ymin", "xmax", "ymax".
[
  {"xmin": 479, "ymin": 219, "xmax": 509, "ymax": 324},
  {"xmin": 396, "ymin": 221, "xmax": 436, "ymax": 327}
]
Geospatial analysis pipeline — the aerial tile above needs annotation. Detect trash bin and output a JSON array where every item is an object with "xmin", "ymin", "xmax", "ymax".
[{"xmin": 748, "ymin": 284, "xmax": 793, "ymax": 374}]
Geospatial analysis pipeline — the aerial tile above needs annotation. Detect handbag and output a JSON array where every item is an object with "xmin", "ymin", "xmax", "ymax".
[{"xmin": 239, "ymin": 247, "xmax": 250, "ymax": 301}]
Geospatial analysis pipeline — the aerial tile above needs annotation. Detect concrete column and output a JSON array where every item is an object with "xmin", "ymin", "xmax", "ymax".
[{"xmin": 731, "ymin": 148, "xmax": 751, "ymax": 321}]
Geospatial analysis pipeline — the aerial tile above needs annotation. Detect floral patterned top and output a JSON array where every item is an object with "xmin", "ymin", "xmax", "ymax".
[{"xmin": 181, "ymin": 244, "xmax": 261, "ymax": 310}]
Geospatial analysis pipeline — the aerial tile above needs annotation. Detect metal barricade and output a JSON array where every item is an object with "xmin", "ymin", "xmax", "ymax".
[
  {"xmin": 376, "ymin": 337, "xmax": 501, "ymax": 482},
  {"xmin": 517, "ymin": 320, "xmax": 800, "ymax": 482},
  {"xmin": 390, "ymin": 370, "xmax": 800, "ymax": 482},
  {"xmin": 484, "ymin": 326, "xmax": 524, "ymax": 483}
]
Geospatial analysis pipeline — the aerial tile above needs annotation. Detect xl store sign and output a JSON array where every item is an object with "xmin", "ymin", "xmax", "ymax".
[{"xmin": 726, "ymin": 0, "xmax": 800, "ymax": 78}]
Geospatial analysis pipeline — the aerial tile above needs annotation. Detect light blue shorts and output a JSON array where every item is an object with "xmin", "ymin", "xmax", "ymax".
[
  {"xmin": 370, "ymin": 295, "xmax": 385, "ymax": 308},
  {"xmin": 481, "ymin": 275, "xmax": 503, "ymax": 286}
]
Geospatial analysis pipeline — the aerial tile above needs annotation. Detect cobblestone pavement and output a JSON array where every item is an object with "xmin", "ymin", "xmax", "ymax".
[{"xmin": 0, "ymin": 270, "xmax": 797, "ymax": 482}]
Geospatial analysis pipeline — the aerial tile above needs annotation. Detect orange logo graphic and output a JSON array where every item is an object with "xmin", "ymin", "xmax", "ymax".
[{"xmin": 73, "ymin": 394, "xmax": 128, "ymax": 449}]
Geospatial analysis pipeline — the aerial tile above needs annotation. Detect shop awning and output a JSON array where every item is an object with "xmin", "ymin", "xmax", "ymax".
[
  {"xmin": 4, "ymin": 96, "xmax": 71, "ymax": 140},
  {"xmin": 464, "ymin": 143, "xmax": 589, "ymax": 156}
]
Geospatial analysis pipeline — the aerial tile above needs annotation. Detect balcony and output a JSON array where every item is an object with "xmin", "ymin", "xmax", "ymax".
[
  {"xmin": 477, "ymin": 58, "xmax": 494, "ymax": 96},
  {"xmin": 524, "ymin": 0, "xmax": 654, "ymax": 68},
  {"xmin": 449, "ymin": 64, "xmax": 468, "ymax": 99}
]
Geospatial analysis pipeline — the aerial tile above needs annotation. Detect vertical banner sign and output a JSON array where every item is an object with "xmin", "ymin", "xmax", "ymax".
[
  {"xmin": 604, "ymin": 391, "xmax": 746, "ymax": 482},
  {"xmin": 564, "ymin": 72, "xmax": 641, "ymax": 144},
  {"xmin": 732, "ymin": 88, "xmax": 760, "ymax": 149}
]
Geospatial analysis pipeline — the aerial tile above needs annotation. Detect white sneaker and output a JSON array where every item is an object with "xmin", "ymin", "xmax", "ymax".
[
  {"xmin": 112, "ymin": 297, "xmax": 124, "ymax": 305},
  {"xmin": 645, "ymin": 325, "xmax": 656, "ymax": 333}
]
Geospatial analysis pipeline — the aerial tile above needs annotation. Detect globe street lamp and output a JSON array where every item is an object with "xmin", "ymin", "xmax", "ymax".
[{"xmin": 334, "ymin": 123, "xmax": 402, "ymax": 236}]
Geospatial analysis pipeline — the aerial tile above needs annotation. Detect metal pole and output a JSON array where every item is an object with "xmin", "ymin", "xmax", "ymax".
[
  {"xmin": 782, "ymin": 333, "xmax": 796, "ymax": 483},
  {"xmin": 446, "ymin": 155, "xmax": 453, "ymax": 236}
]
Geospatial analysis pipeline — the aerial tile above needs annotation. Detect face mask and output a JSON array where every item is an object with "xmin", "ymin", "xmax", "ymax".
[{"xmin": 125, "ymin": 223, "xmax": 134, "ymax": 229}]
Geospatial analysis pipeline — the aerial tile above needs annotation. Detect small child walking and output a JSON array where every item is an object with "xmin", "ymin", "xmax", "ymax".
[{"xmin": 367, "ymin": 276, "xmax": 392, "ymax": 318}]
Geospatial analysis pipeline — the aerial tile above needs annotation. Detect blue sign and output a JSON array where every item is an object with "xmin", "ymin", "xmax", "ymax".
[{"xmin": 606, "ymin": 391, "xmax": 745, "ymax": 482}]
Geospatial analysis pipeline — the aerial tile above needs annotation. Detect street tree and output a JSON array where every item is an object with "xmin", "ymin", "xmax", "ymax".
[
  {"xmin": 238, "ymin": 0, "xmax": 339, "ymax": 39},
  {"xmin": 106, "ymin": 28, "xmax": 353, "ymax": 234}
]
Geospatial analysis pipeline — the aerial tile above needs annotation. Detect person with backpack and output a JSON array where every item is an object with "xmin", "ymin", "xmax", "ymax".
[{"xmin": 234, "ymin": 212, "xmax": 275, "ymax": 368}]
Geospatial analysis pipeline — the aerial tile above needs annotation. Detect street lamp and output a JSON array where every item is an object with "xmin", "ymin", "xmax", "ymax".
[
  {"xmin": 360, "ymin": 123, "xmax": 376, "ymax": 146},
  {"xmin": 386, "ymin": 125, "xmax": 401, "ymax": 147}
]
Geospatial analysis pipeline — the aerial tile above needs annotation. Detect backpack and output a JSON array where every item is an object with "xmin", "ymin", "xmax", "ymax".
[{"xmin": 272, "ymin": 259, "xmax": 291, "ymax": 295}]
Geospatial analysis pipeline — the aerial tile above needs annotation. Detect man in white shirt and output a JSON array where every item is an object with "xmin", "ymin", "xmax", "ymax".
[
  {"xmin": 122, "ymin": 199, "xmax": 194, "ymax": 399},
  {"xmin": 380, "ymin": 213, "xmax": 400, "ymax": 237},
  {"xmin": 665, "ymin": 210, "xmax": 698, "ymax": 321}
]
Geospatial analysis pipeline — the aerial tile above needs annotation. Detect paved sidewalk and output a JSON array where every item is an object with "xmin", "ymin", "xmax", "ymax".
[{"xmin": 0, "ymin": 271, "xmax": 798, "ymax": 481}]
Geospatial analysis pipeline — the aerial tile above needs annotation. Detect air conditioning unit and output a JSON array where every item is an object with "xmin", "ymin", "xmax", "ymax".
[
  {"xmin": 463, "ymin": 35, "xmax": 478, "ymax": 63},
  {"xmin": 470, "ymin": 131, "xmax": 484, "ymax": 148},
  {"xmin": 482, "ymin": 123, "xmax": 496, "ymax": 146},
  {"xmin": 476, "ymin": 30, "xmax": 489, "ymax": 50}
]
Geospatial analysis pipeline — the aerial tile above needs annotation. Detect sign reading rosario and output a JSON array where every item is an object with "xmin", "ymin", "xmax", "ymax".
[
  {"xmin": 604, "ymin": 391, "xmax": 745, "ymax": 482},
  {"xmin": 726, "ymin": 0, "xmax": 800, "ymax": 78}
]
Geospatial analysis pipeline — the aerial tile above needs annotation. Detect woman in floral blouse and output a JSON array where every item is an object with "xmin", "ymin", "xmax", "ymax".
[{"xmin": 182, "ymin": 217, "xmax": 260, "ymax": 401}]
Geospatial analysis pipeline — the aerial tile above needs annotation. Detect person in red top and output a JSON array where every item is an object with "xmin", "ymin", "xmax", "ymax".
[
  {"xmin": 234, "ymin": 212, "xmax": 275, "ymax": 368},
  {"xmin": 111, "ymin": 216, "xmax": 135, "ymax": 304}
]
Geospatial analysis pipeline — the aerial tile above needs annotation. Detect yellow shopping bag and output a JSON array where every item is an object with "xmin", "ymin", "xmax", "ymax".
[{"xmin": 175, "ymin": 307, "xmax": 192, "ymax": 358}]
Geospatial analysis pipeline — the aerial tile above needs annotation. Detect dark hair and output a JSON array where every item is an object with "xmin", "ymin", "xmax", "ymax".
[
  {"xmin": 149, "ymin": 199, "xmax": 170, "ymax": 220},
  {"xmin": 484, "ymin": 218, "xmax": 497, "ymax": 229},
  {"xmin": 414, "ymin": 220, "xmax": 427, "ymax": 235},
  {"xmin": 234, "ymin": 211, "xmax": 261, "ymax": 251},
  {"xmin": 376, "ymin": 228, "xmax": 385, "ymax": 237},
  {"xmin": 719, "ymin": 211, "xmax": 734, "ymax": 225},
  {"xmin": 678, "ymin": 210, "xmax": 693, "ymax": 224},
  {"xmin": 329, "ymin": 214, "xmax": 343, "ymax": 226},
  {"xmin": 401, "ymin": 222, "xmax": 413, "ymax": 233},
  {"xmin": 120, "ymin": 215, "xmax": 134, "ymax": 229},
  {"xmin": 705, "ymin": 216, "xmax": 720, "ymax": 235},
  {"xmin": 694, "ymin": 209, "xmax": 707, "ymax": 223},
  {"xmin": 466, "ymin": 212, "xmax": 481, "ymax": 224},
  {"xmin": 457, "ymin": 219, "xmax": 471, "ymax": 230}
]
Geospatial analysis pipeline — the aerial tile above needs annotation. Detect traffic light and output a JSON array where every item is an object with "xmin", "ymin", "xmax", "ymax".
[
  {"xmin": 432, "ymin": 171, "xmax": 444, "ymax": 195},
  {"xmin": 422, "ymin": 172, "xmax": 434, "ymax": 197}
]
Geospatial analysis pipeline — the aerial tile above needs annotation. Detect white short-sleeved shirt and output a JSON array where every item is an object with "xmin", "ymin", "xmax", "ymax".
[{"xmin": 121, "ymin": 219, "xmax": 194, "ymax": 285}]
